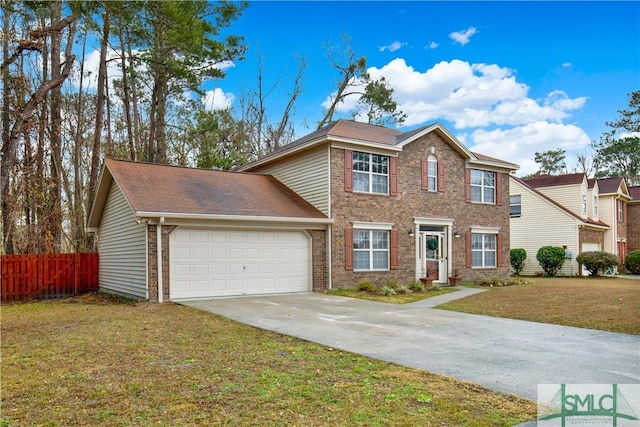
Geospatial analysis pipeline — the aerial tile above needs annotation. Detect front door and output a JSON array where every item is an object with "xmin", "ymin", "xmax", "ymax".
[{"xmin": 421, "ymin": 231, "xmax": 447, "ymax": 283}]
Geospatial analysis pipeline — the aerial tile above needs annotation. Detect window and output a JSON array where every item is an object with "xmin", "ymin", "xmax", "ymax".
[
  {"xmin": 510, "ymin": 195, "xmax": 522, "ymax": 217},
  {"xmin": 471, "ymin": 233, "xmax": 496, "ymax": 268},
  {"xmin": 353, "ymin": 230, "xmax": 389, "ymax": 270},
  {"xmin": 582, "ymin": 193, "xmax": 587, "ymax": 215},
  {"xmin": 618, "ymin": 200, "xmax": 625, "ymax": 222},
  {"xmin": 427, "ymin": 155, "xmax": 437, "ymax": 191},
  {"xmin": 470, "ymin": 169, "xmax": 495, "ymax": 203},
  {"xmin": 353, "ymin": 152, "xmax": 388, "ymax": 194},
  {"xmin": 593, "ymin": 195, "xmax": 598, "ymax": 217}
]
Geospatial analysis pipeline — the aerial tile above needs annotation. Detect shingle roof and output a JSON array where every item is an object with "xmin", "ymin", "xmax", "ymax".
[
  {"xmin": 523, "ymin": 173, "xmax": 586, "ymax": 188},
  {"xmin": 629, "ymin": 186, "xmax": 640, "ymax": 201},
  {"xmin": 95, "ymin": 159, "xmax": 328, "ymax": 221},
  {"xmin": 596, "ymin": 176, "xmax": 625, "ymax": 194}
]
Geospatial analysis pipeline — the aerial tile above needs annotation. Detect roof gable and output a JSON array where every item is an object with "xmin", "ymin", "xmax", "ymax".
[
  {"xmin": 597, "ymin": 176, "xmax": 630, "ymax": 198},
  {"xmin": 88, "ymin": 159, "xmax": 328, "ymax": 228},
  {"xmin": 240, "ymin": 119, "xmax": 518, "ymax": 172}
]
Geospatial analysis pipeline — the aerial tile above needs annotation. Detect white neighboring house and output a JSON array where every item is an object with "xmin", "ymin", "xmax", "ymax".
[{"xmin": 509, "ymin": 175, "xmax": 609, "ymax": 276}]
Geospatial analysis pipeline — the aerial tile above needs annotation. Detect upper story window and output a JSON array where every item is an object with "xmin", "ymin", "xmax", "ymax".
[
  {"xmin": 470, "ymin": 169, "xmax": 496, "ymax": 204},
  {"xmin": 353, "ymin": 152, "xmax": 388, "ymax": 194},
  {"xmin": 510, "ymin": 195, "xmax": 522, "ymax": 217},
  {"xmin": 582, "ymin": 193, "xmax": 587, "ymax": 216},
  {"xmin": 618, "ymin": 199, "xmax": 625, "ymax": 222},
  {"xmin": 427, "ymin": 155, "xmax": 437, "ymax": 191},
  {"xmin": 593, "ymin": 195, "xmax": 598, "ymax": 218}
]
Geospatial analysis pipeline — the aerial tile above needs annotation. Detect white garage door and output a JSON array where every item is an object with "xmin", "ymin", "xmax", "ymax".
[{"xmin": 170, "ymin": 228, "xmax": 310, "ymax": 299}]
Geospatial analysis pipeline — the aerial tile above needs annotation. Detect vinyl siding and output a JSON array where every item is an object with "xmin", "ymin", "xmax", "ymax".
[
  {"xmin": 598, "ymin": 195, "xmax": 617, "ymax": 253},
  {"xmin": 97, "ymin": 182, "xmax": 148, "ymax": 298},
  {"xmin": 254, "ymin": 146, "xmax": 329, "ymax": 215},
  {"xmin": 534, "ymin": 181, "xmax": 587, "ymax": 219},
  {"xmin": 510, "ymin": 179, "xmax": 580, "ymax": 276}
]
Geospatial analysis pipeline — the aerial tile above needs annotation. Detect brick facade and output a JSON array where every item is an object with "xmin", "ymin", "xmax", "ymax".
[
  {"xmin": 307, "ymin": 229, "xmax": 328, "ymax": 291},
  {"xmin": 330, "ymin": 132, "xmax": 511, "ymax": 288},
  {"xmin": 628, "ymin": 202, "xmax": 640, "ymax": 252}
]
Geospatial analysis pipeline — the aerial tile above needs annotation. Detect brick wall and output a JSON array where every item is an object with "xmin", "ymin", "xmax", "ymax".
[
  {"xmin": 330, "ymin": 132, "xmax": 511, "ymax": 288},
  {"xmin": 147, "ymin": 224, "xmax": 176, "ymax": 303},
  {"xmin": 628, "ymin": 202, "xmax": 640, "ymax": 252},
  {"xmin": 307, "ymin": 229, "xmax": 328, "ymax": 291}
]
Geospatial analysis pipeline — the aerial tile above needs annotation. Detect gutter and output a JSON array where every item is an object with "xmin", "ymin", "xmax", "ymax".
[{"xmin": 136, "ymin": 212, "xmax": 333, "ymax": 224}]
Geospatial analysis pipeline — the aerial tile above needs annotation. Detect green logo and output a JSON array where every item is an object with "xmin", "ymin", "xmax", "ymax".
[{"xmin": 538, "ymin": 384, "xmax": 639, "ymax": 426}]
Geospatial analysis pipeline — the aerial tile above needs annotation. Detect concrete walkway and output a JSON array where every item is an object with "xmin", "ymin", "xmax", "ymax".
[{"xmin": 180, "ymin": 288, "xmax": 640, "ymax": 403}]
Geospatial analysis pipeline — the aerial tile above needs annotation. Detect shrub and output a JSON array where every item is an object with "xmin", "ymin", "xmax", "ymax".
[
  {"xmin": 536, "ymin": 246, "xmax": 566, "ymax": 277},
  {"xmin": 407, "ymin": 281, "xmax": 426, "ymax": 293},
  {"xmin": 510, "ymin": 248, "xmax": 527, "ymax": 276},
  {"xmin": 576, "ymin": 251, "xmax": 620, "ymax": 277},
  {"xmin": 380, "ymin": 285, "xmax": 396, "ymax": 296},
  {"xmin": 624, "ymin": 250, "xmax": 640, "ymax": 275},
  {"xmin": 381, "ymin": 278, "xmax": 400, "ymax": 290},
  {"xmin": 395, "ymin": 285, "xmax": 413, "ymax": 295},
  {"xmin": 357, "ymin": 280, "xmax": 376, "ymax": 293}
]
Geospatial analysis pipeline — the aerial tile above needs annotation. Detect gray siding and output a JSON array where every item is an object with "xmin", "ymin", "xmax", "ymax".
[
  {"xmin": 256, "ymin": 146, "xmax": 329, "ymax": 215},
  {"xmin": 97, "ymin": 182, "xmax": 148, "ymax": 298}
]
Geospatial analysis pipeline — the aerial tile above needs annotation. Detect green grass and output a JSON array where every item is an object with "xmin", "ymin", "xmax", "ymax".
[
  {"xmin": 1, "ymin": 293, "xmax": 536, "ymax": 426},
  {"xmin": 437, "ymin": 277, "xmax": 640, "ymax": 334}
]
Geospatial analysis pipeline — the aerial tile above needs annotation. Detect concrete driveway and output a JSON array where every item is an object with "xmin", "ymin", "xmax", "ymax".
[{"xmin": 179, "ymin": 288, "xmax": 639, "ymax": 402}]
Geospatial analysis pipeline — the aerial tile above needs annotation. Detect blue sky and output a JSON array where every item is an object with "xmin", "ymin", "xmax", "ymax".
[{"xmin": 204, "ymin": 1, "xmax": 639, "ymax": 175}]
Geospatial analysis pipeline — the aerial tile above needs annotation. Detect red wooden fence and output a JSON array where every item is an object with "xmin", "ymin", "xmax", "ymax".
[{"xmin": 1, "ymin": 253, "xmax": 99, "ymax": 302}]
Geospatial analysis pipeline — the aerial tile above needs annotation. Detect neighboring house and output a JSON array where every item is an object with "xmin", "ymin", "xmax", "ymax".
[
  {"xmin": 510, "ymin": 173, "xmax": 609, "ymax": 276},
  {"xmin": 628, "ymin": 186, "xmax": 640, "ymax": 253},
  {"xmin": 87, "ymin": 159, "xmax": 331, "ymax": 301},
  {"xmin": 240, "ymin": 120, "xmax": 518, "ymax": 289},
  {"xmin": 511, "ymin": 173, "xmax": 630, "ymax": 275},
  {"xmin": 88, "ymin": 120, "xmax": 518, "ymax": 302},
  {"xmin": 596, "ymin": 177, "xmax": 631, "ymax": 265}
]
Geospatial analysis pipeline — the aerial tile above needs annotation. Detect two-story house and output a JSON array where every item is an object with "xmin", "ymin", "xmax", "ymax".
[
  {"xmin": 88, "ymin": 120, "xmax": 518, "ymax": 302},
  {"xmin": 240, "ymin": 120, "xmax": 518, "ymax": 289},
  {"xmin": 510, "ymin": 173, "xmax": 629, "ymax": 276}
]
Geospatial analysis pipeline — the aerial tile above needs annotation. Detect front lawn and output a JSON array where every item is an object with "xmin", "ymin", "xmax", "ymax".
[
  {"xmin": 437, "ymin": 277, "xmax": 640, "ymax": 334},
  {"xmin": 1, "ymin": 294, "xmax": 535, "ymax": 426}
]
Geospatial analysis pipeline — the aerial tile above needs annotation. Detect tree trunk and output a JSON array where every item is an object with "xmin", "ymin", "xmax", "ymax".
[{"xmin": 49, "ymin": 0, "xmax": 63, "ymax": 252}]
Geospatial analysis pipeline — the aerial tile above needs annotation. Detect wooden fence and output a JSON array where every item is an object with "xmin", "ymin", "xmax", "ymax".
[{"xmin": 1, "ymin": 253, "xmax": 99, "ymax": 302}]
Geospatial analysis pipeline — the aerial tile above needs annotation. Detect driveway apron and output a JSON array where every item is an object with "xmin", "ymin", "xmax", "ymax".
[{"xmin": 179, "ymin": 289, "xmax": 640, "ymax": 401}]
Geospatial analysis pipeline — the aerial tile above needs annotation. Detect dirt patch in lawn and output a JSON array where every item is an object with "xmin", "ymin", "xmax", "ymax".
[
  {"xmin": 1, "ymin": 293, "xmax": 535, "ymax": 426},
  {"xmin": 437, "ymin": 277, "xmax": 640, "ymax": 335}
]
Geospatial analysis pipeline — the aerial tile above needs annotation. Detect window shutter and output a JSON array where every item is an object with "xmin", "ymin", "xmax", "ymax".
[
  {"xmin": 421, "ymin": 160, "xmax": 428, "ymax": 190},
  {"xmin": 345, "ymin": 228, "xmax": 353, "ymax": 271},
  {"xmin": 390, "ymin": 229, "xmax": 399, "ymax": 270},
  {"xmin": 344, "ymin": 150, "xmax": 353, "ymax": 193},
  {"xmin": 465, "ymin": 232, "xmax": 472, "ymax": 268},
  {"xmin": 465, "ymin": 169, "xmax": 471, "ymax": 202},
  {"xmin": 497, "ymin": 233, "xmax": 504, "ymax": 267},
  {"xmin": 495, "ymin": 172, "xmax": 503, "ymax": 206},
  {"xmin": 437, "ymin": 163, "xmax": 445, "ymax": 192},
  {"xmin": 390, "ymin": 157, "xmax": 398, "ymax": 196}
]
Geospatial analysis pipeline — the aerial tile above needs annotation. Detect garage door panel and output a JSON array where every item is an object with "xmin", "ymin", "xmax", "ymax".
[{"xmin": 169, "ymin": 228, "xmax": 310, "ymax": 299}]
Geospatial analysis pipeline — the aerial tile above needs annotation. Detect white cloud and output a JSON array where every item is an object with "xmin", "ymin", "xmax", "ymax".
[
  {"xmin": 449, "ymin": 27, "xmax": 478, "ymax": 46},
  {"xmin": 426, "ymin": 41, "xmax": 439, "ymax": 49},
  {"xmin": 562, "ymin": 62, "xmax": 572, "ymax": 68},
  {"xmin": 468, "ymin": 122, "xmax": 591, "ymax": 176},
  {"xmin": 379, "ymin": 41, "xmax": 407, "ymax": 52},
  {"xmin": 202, "ymin": 88, "xmax": 235, "ymax": 110}
]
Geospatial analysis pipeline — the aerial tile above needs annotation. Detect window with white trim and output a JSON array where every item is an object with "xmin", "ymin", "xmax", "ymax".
[
  {"xmin": 618, "ymin": 199, "xmax": 624, "ymax": 222},
  {"xmin": 510, "ymin": 195, "xmax": 522, "ymax": 217},
  {"xmin": 471, "ymin": 233, "xmax": 496, "ymax": 268},
  {"xmin": 353, "ymin": 152, "xmax": 388, "ymax": 194},
  {"xmin": 593, "ymin": 195, "xmax": 598, "ymax": 217},
  {"xmin": 427, "ymin": 155, "xmax": 437, "ymax": 191},
  {"xmin": 470, "ymin": 169, "xmax": 496, "ymax": 204},
  {"xmin": 582, "ymin": 193, "xmax": 587, "ymax": 215},
  {"xmin": 353, "ymin": 229, "xmax": 389, "ymax": 271}
]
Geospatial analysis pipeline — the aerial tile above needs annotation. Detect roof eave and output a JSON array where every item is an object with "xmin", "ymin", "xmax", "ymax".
[
  {"xmin": 467, "ymin": 158, "xmax": 520, "ymax": 171},
  {"xmin": 134, "ymin": 211, "xmax": 333, "ymax": 224}
]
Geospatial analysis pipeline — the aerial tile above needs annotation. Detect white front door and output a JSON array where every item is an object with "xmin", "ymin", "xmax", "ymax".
[{"xmin": 420, "ymin": 231, "xmax": 447, "ymax": 283}]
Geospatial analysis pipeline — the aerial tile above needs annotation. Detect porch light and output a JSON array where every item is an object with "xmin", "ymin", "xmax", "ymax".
[
  {"xmin": 408, "ymin": 229, "xmax": 415, "ymax": 237},
  {"xmin": 453, "ymin": 231, "xmax": 461, "ymax": 239}
]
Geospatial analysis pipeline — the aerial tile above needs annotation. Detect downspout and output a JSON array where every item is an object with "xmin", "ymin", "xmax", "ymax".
[{"xmin": 157, "ymin": 216, "xmax": 164, "ymax": 303}]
